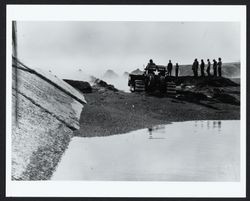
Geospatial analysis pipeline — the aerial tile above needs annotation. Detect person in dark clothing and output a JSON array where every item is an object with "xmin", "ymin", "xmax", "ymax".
[
  {"xmin": 218, "ymin": 57, "xmax": 222, "ymax": 77},
  {"xmin": 175, "ymin": 63, "xmax": 179, "ymax": 78},
  {"xmin": 167, "ymin": 60, "xmax": 173, "ymax": 76},
  {"xmin": 146, "ymin": 59, "xmax": 156, "ymax": 69},
  {"xmin": 200, "ymin": 59, "xmax": 205, "ymax": 77},
  {"xmin": 145, "ymin": 59, "xmax": 157, "ymax": 75},
  {"xmin": 206, "ymin": 59, "xmax": 211, "ymax": 76},
  {"xmin": 213, "ymin": 59, "xmax": 218, "ymax": 76},
  {"xmin": 192, "ymin": 59, "xmax": 196, "ymax": 77},
  {"xmin": 192, "ymin": 59, "xmax": 199, "ymax": 77}
]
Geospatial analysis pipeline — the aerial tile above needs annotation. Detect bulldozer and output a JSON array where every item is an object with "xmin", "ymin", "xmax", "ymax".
[{"xmin": 128, "ymin": 62, "xmax": 176, "ymax": 95}]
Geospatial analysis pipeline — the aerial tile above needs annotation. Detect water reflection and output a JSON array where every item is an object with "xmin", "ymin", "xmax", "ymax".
[
  {"xmin": 52, "ymin": 120, "xmax": 240, "ymax": 181},
  {"xmin": 148, "ymin": 120, "xmax": 223, "ymax": 139},
  {"xmin": 218, "ymin": 121, "xmax": 222, "ymax": 133},
  {"xmin": 148, "ymin": 126, "xmax": 166, "ymax": 139},
  {"xmin": 191, "ymin": 120, "xmax": 223, "ymax": 133},
  {"xmin": 194, "ymin": 121, "xmax": 198, "ymax": 133},
  {"xmin": 207, "ymin": 121, "xmax": 210, "ymax": 130},
  {"xmin": 211, "ymin": 120, "xmax": 222, "ymax": 133},
  {"xmin": 213, "ymin": 121, "xmax": 216, "ymax": 129},
  {"xmin": 148, "ymin": 128, "xmax": 153, "ymax": 139}
]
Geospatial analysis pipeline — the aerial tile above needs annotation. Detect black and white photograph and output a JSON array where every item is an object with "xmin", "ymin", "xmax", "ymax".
[{"xmin": 6, "ymin": 5, "xmax": 246, "ymax": 197}]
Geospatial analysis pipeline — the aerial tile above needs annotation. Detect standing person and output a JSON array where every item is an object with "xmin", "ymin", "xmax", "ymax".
[
  {"xmin": 146, "ymin": 59, "xmax": 156, "ymax": 70},
  {"xmin": 206, "ymin": 59, "xmax": 211, "ymax": 76},
  {"xmin": 200, "ymin": 59, "xmax": 205, "ymax": 77},
  {"xmin": 192, "ymin": 59, "xmax": 198, "ymax": 77},
  {"xmin": 195, "ymin": 59, "xmax": 199, "ymax": 77},
  {"xmin": 175, "ymin": 63, "xmax": 179, "ymax": 78},
  {"xmin": 192, "ymin": 59, "xmax": 196, "ymax": 77},
  {"xmin": 167, "ymin": 60, "xmax": 173, "ymax": 76},
  {"xmin": 218, "ymin": 57, "xmax": 222, "ymax": 77},
  {"xmin": 213, "ymin": 59, "xmax": 218, "ymax": 77}
]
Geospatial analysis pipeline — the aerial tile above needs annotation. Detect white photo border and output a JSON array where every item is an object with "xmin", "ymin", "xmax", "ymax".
[{"xmin": 6, "ymin": 5, "xmax": 246, "ymax": 197}]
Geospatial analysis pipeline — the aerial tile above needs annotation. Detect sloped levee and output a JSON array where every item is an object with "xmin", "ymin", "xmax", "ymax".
[{"xmin": 12, "ymin": 60, "xmax": 86, "ymax": 180}]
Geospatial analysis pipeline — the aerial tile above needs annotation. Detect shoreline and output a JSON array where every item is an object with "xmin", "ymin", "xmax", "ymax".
[{"xmin": 75, "ymin": 82, "xmax": 240, "ymax": 138}]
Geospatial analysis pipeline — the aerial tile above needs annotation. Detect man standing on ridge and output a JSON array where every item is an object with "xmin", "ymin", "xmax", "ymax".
[
  {"xmin": 192, "ymin": 59, "xmax": 196, "ymax": 77},
  {"xmin": 192, "ymin": 59, "xmax": 199, "ymax": 77},
  {"xmin": 218, "ymin": 57, "xmax": 222, "ymax": 77},
  {"xmin": 167, "ymin": 60, "xmax": 173, "ymax": 76},
  {"xmin": 175, "ymin": 63, "xmax": 179, "ymax": 78},
  {"xmin": 213, "ymin": 59, "xmax": 218, "ymax": 77},
  {"xmin": 206, "ymin": 59, "xmax": 211, "ymax": 76},
  {"xmin": 146, "ymin": 59, "xmax": 156, "ymax": 70},
  {"xmin": 200, "ymin": 59, "xmax": 205, "ymax": 77}
]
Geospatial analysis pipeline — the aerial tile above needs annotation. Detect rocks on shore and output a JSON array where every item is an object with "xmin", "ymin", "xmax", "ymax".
[
  {"xmin": 64, "ymin": 79, "xmax": 92, "ymax": 93},
  {"xmin": 133, "ymin": 76, "xmax": 240, "ymax": 106},
  {"xmin": 175, "ymin": 76, "xmax": 240, "ymax": 105},
  {"xmin": 212, "ymin": 88, "xmax": 240, "ymax": 105},
  {"xmin": 93, "ymin": 79, "xmax": 119, "ymax": 92},
  {"xmin": 64, "ymin": 77, "xmax": 120, "ymax": 93}
]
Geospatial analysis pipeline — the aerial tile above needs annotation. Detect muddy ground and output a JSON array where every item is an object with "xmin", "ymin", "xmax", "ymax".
[{"xmin": 74, "ymin": 77, "xmax": 240, "ymax": 137}]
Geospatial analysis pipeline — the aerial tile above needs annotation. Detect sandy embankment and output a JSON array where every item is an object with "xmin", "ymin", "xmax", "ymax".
[{"xmin": 74, "ymin": 77, "xmax": 240, "ymax": 138}]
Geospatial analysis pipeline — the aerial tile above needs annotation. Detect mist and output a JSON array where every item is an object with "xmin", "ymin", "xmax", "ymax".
[{"xmin": 16, "ymin": 21, "xmax": 240, "ymax": 82}]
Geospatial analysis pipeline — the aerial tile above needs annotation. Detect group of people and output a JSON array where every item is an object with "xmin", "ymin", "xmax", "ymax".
[
  {"xmin": 166, "ymin": 60, "xmax": 179, "ymax": 77},
  {"xmin": 146, "ymin": 58, "xmax": 222, "ymax": 78},
  {"xmin": 146, "ymin": 59, "xmax": 180, "ymax": 77},
  {"xmin": 192, "ymin": 58, "xmax": 222, "ymax": 77}
]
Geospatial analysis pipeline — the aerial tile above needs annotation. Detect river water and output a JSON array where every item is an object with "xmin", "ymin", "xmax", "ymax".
[{"xmin": 51, "ymin": 120, "xmax": 240, "ymax": 181}]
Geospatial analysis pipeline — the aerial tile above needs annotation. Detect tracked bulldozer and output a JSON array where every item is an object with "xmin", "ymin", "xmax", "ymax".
[{"xmin": 128, "ymin": 62, "xmax": 176, "ymax": 95}]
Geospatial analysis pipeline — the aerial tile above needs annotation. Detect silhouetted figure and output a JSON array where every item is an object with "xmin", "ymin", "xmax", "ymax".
[
  {"xmin": 192, "ymin": 59, "xmax": 199, "ymax": 77},
  {"xmin": 200, "ymin": 59, "xmax": 205, "ymax": 77},
  {"xmin": 218, "ymin": 57, "xmax": 222, "ymax": 77},
  {"xmin": 145, "ymin": 59, "xmax": 157, "ymax": 76},
  {"xmin": 213, "ymin": 59, "xmax": 217, "ymax": 77},
  {"xmin": 167, "ymin": 60, "xmax": 173, "ymax": 76},
  {"xmin": 146, "ymin": 59, "xmax": 156, "ymax": 69},
  {"xmin": 206, "ymin": 59, "xmax": 211, "ymax": 76},
  {"xmin": 175, "ymin": 63, "xmax": 179, "ymax": 78},
  {"xmin": 192, "ymin": 59, "xmax": 196, "ymax": 76}
]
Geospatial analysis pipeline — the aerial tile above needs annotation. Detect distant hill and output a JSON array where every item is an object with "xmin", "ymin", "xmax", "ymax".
[
  {"xmin": 230, "ymin": 78, "xmax": 240, "ymax": 85},
  {"xmin": 221, "ymin": 62, "xmax": 240, "ymax": 78},
  {"xmin": 103, "ymin": 69, "xmax": 119, "ymax": 79},
  {"xmin": 179, "ymin": 62, "xmax": 240, "ymax": 78},
  {"xmin": 131, "ymin": 68, "xmax": 144, "ymax": 75},
  {"xmin": 89, "ymin": 75, "xmax": 98, "ymax": 83}
]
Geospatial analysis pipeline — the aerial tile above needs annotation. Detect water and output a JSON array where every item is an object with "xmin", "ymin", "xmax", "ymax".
[{"xmin": 51, "ymin": 120, "xmax": 240, "ymax": 181}]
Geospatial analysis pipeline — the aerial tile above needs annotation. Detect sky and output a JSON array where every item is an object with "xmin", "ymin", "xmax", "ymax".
[{"xmin": 16, "ymin": 21, "xmax": 240, "ymax": 79}]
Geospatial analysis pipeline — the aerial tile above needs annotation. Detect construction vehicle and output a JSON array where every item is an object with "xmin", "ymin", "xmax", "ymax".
[{"xmin": 128, "ymin": 63, "xmax": 176, "ymax": 94}]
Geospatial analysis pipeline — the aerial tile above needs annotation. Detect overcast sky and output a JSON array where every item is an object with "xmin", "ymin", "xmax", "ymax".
[{"xmin": 16, "ymin": 21, "xmax": 240, "ymax": 78}]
